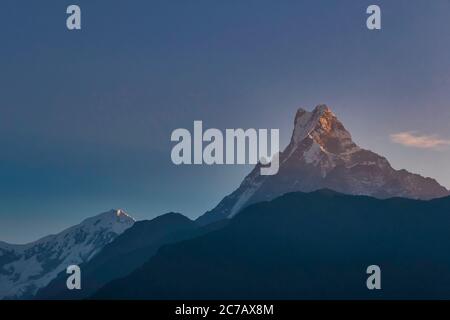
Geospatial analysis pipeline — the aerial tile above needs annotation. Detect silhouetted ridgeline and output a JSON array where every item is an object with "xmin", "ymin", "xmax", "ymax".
[{"xmin": 92, "ymin": 190, "xmax": 450, "ymax": 299}]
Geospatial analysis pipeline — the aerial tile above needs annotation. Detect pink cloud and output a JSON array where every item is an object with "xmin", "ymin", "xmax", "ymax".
[{"xmin": 390, "ymin": 132, "xmax": 450, "ymax": 150}]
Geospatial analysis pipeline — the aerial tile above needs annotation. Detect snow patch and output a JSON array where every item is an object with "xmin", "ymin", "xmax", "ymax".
[{"xmin": 303, "ymin": 141, "xmax": 323, "ymax": 165}]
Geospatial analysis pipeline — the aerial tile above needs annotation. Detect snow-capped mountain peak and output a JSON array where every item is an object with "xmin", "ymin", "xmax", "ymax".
[
  {"xmin": 0, "ymin": 209, "xmax": 134, "ymax": 299},
  {"xmin": 79, "ymin": 209, "xmax": 135, "ymax": 235},
  {"xmin": 292, "ymin": 105, "xmax": 331, "ymax": 141},
  {"xmin": 197, "ymin": 104, "xmax": 450, "ymax": 225},
  {"xmin": 115, "ymin": 209, "xmax": 130, "ymax": 218},
  {"xmin": 291, "ymin": 104, "xmax": 358, "ymax": 155}
]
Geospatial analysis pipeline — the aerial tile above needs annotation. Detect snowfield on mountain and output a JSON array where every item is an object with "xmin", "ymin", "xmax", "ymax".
[{"xmin": 0, "ymin": 209, "xmax": 134, "ymax": 299}]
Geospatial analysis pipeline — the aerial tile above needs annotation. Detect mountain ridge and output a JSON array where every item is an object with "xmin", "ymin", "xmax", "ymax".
[{"xmin": 92, "ymin": 190, "xmax": 450, "ymax": 300}]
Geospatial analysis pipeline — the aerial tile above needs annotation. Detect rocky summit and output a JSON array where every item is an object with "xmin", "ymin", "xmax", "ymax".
[{"xmin": 197, "ymin": 105, "xmax": 449, "ymax": 225}]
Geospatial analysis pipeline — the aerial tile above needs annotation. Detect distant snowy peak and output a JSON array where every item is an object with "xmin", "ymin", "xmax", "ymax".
[
  {"xmin": 0, "ymin": 209, "xmax": 134, "ymax": 299},
  {"xmin": 197, "ymin": 104, "xmax": 450, "ymax": 225},
  {"xmin": 78, "ymin": 209, "xmax": 135, "ymax": 235}
]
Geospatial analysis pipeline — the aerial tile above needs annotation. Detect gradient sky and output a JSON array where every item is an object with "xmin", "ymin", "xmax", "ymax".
[{"xmin": 1, "ymin": 0, "xmax": 450, "ymax": 243}]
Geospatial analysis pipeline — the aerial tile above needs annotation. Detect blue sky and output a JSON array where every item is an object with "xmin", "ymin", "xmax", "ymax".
[{"xmin": 1, "ymin": 0, "xmax": 450, "ymax": 243}]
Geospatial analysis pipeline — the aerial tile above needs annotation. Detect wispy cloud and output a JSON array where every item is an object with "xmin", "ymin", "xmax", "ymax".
[{"xmin": 390, "ymin": 131, "xmax": 450, "ymax": 150}]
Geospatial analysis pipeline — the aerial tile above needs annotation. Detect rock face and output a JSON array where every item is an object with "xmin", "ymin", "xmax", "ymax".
[
  {"xmin": 197, "ymin": 105, "xmax": 449, "ymax": 225},
  {"xmin": 0, "ymin": 209, "xmax": 134, "ymax": 299}
]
